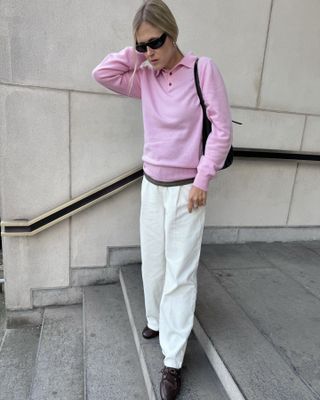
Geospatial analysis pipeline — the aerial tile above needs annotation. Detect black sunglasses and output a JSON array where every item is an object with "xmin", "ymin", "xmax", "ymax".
[{"xmin": 135, "ymin": 32, "xmax": 167, "ymax": 53}]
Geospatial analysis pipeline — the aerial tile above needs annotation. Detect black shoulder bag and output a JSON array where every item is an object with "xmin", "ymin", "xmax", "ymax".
[{"xmin": 194, "ymin": 58, "xmax": 241, "ymax": 170}]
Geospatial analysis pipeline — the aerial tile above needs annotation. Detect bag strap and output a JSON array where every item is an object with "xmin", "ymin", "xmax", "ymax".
[
  {"xmin": 194, "ymin": 58, "xmax": 242, "ymax": 126},
  {"xmin": 194, "ymin": 58, "xmax": 206, "ymax": 112},
  {"xmin": 194, "ymin": 58, "xmax": 212, "ymax": 154}
]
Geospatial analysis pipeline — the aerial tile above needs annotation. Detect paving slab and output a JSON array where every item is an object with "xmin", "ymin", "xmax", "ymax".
[
  {"xmin": 248, "ymin": 241, "xmax": 320, "ymax": 298},
  {"xmin": 0, "ymin": 327, "xmax": 40, "ymax": 400},
  {"xmin": 30, "ymin": 305, "xmax": 84, "ymax": 400},
  {"xmin": 302, "ymin": 240, "xmax": 320, "ymax": 256},
  {"xmin": 196, "ymin": 263, "xmax": 318, "ymax": 400},
  {"xmin": 84, "ymin": 283, "xmax": 148, "ymax": 400},
  {"xmin": 200, "ymin": 243, "xmax": 274, "ymax": 270},
  {"xmin": 120, "ymin": 264, "xmax": 230, "ymax": 400},
  {"xmin": 214, "ymin": 265, "xmax": 320, "ymax": 397}
]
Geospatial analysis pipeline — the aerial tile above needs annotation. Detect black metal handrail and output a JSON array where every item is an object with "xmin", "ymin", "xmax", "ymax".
[
  {"xmin": 1, "ymin": 148, "xmax": 319, "ymax": 237},
  {"xmin": 234, "ymin": 148, "xmax": 320, "ymax": 162}
]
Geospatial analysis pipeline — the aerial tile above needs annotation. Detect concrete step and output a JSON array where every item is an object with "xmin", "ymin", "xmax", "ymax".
[
  {"xmin": 0, "ymin": 327, "xmax": 40, "ymax": 400},
  {"xmin": 29, "ymin": 304, "xmax": 84, "ymax": 400},
  {"xmin": 83, "ymin": 283, "xmax": 148, "ymax": 400},
  {"xmin": 195, "ymin": 262, "xmax": 319, "ymax": 400},
  {"xmin": 120, "ymin": 264, "xmax": 230, "ymax": 400}
]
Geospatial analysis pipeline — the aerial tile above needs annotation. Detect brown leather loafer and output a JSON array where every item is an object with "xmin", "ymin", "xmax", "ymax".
[
  {"xmin": 160, "ymin": 366, "xmax": 181, "ymax": 400},
  {"xmin": 142, "ymin": 326, "xmax": 159, "ymax": 339}
]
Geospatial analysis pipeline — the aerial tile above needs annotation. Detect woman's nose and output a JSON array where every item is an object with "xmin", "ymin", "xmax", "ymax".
[{"xmin": 146, "ymin": 46, "xmax": 154, "ymax": 56}]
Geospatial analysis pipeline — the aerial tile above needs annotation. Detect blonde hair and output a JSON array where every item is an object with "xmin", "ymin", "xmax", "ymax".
[
  {"xmin": 129, "ymin": 0, "xmax": 180, "ymax": 94},
  {"xmin": 132, "ymin": 0, "xmax": 179, "ymax": 43}
]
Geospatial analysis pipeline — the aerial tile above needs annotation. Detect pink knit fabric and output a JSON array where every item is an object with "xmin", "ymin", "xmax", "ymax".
[{"xmin": 92, "ymin": 47, "xmax": 232, "ymax": 191}]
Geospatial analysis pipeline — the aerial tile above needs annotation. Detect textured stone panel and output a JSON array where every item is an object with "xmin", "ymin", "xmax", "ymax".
[
  {"xmin": 3, "ymin": 221, "xmax": 69, "ymax": 310},
  {"xmin": 238, "ymin": 227, "xmax": 320, "ymax": 243},
  {"xmin": 302, "ymin": 116, "xmax": 320, "ymax": 152},
  {"xmin": 84, "ymin": 284, "xmax": 148, "ymax": 400},
  {"xmin": 197, "ymin": 264, "xmax": 317, "ymax": 400},
  {"xmin": 168, "ymin": 0, "xmax": 272, "ymax": 106},
  {"xmin": 70, "ymin": 92, "xmax": 143, "ymax": 196},
  {"xmin": 30, "ymin": 306, "xmax": 83, "ymax": 400},
  {"xmin": 70, "ymin": 266, "xmax": 119, "ymax": 286},
  {"xmin": 108, "ymin": 246, "xmax": 141, "ymax": 267},
  {"xmin": 288, "ymin": 164, "xmax": 320, "ymax": 225},
  {"xmin": 215, "ymin": 267, "xmax": 320, "ymax": 394},
  {"xmin": 260, "ymin": 0, "xmax": 320, "ymax": 114},
  {"xmin": 0, "ymin": 9, "xmax": 12, "ymax": 82},
  {"xmin": 1, "ymin": 0, "xmax": 141, "ymax": 90},
  {"xmin": 0, "ymin": 85, "xmax": 69, "ymax": 219},
  {"xmin": 0, "ymin": 328, "xmax": 40, "ymax": 400},
  {"xmin": 200, "ymin": 243, "xmax": 274, "ymax": 270},
  {"xmin": 231, "ymin": 108, "xmax": 305, "ymax": 150},
  {"xmin": 248, "ymin": 241, "xmax": 320, "ymax": 299},
  {"xmin": 205, "ymin": 159, "xmax": 297, "ymax": 226},
  {"xmin": 32, "ymin": 287, "xmax": 83, "ymax": 308},
  {"xmin": 71, "ymin": 182, "xmax": 141, "ymax": 268}
]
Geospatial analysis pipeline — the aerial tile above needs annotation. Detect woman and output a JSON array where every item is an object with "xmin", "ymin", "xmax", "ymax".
[{"xmin": 92, "ymin": 1, "xmax": 232, "ymax": 399}]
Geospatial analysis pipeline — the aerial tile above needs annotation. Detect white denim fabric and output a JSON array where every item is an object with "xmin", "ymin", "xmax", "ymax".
[{"xmin": 140, "ymin": 176, "xmax": 206, "ymax": 368}]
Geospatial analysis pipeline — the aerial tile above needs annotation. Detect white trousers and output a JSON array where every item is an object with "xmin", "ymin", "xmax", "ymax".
[{"xmin": 140, "ymin": 177, "xmax": 205, "ymax": 368}]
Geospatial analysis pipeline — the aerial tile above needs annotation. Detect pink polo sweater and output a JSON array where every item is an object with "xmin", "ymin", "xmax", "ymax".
[{"xmin": 92, "ymin": 47, "xmax": 232, "ymax": 191}]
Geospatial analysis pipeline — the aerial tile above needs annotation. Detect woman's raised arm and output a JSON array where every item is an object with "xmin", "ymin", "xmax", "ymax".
[{"xmin": 92, "ymin": 46, "xmax": 146, "ymax": 98}]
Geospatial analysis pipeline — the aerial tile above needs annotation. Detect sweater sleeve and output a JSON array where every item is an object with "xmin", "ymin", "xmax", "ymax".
[
  {"xmin": 92, "ymin": 47, "xmax": 146, "ymax": 98},
  {"xmin": 193, "ymin": 58, "xmax": 233, "ymax": 191}
]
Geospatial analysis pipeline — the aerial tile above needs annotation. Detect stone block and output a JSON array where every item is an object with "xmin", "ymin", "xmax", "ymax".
[
  {"xmin": 70, "ymin": 91, "xmax": 142, "ymax": 268},
  {"xmin": 238, "ymin": 226, "xmax": 320, "ymax": 243},
  {"xmin": 2, "ymin": 0, "xmax": 272, "ymax": 104},
  {"xmin": 0, "ymin": 85, "xmax": 69, "ymax": 219},
  {"xmin": 107, "ymin": 246, "xmax": 141, "ymax": 267},
  {"xmin": 71, "ymin": 182, "xmax": 141, "ymax": 268},
  {"xmin": 169, "ymin": 0, "xmax": 272, "ymax": 107},
  {"xmin": 3, "ymin": 221, "xmax": 69, "ymax": 310},
  {"xmin": 231, "ymin": 108, "xmax": 305, "ymax": 150},
  {"xmin": 70, "ymin": 266, "xmax": 119, "ymax": 286},
  {"xmin": 288, "ymin": 164, "xmax": 320, "ymax": 225},
  {"xmin": 6, "ymin": 308, "xmax": 43, "ymax": 329},
  {"xmin": 302, "ymin": 116, "xmax": 320, "ymax": 152},
  {"xmin": 70, "ymin": 92, "xmax": 143, "ymax": 197},
  {"xmin": 32, "ymin": 287, "xmax": 83, "ymax": 308},
  {"xmin": 260, "ymin": 0, "xmax": 320, "ymax": 114},
  {"xmin": 202, "ymin": 227, "xmax": 239, "ymax": 244},
  {"xmin": 1, "ymin": 0, "xmax": 142, "ymax": 91},
  {"xmin": 205, "ymin": 159, "xmax": 297, "ymax": 226},
  {"xmin": 0, "ymin": 13, "xmax": 12, "ymax": 82}
]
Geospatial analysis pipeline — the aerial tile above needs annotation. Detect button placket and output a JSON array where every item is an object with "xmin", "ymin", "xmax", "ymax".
[{"xmin": 169, "ymin": 71, "xmax": 173, "ymax": 87}]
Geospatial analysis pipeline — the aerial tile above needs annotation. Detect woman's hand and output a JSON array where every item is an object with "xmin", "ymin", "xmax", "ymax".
[{"xmin": 188, "ymin": 186, "xmax": 207, "ymax": 213}]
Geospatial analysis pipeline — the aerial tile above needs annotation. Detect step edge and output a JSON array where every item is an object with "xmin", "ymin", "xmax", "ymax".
[
  {"xmin": 193, "ymin": 316, "xmax": 245, "ymax": 400},
  {"xmin": 119, "ymin": 269, "xmax": 156, "ymax": 400},
  {"xmin": 0, "ymin": 328, "xmax": 7, "ymax": 354},
  {"xmin": 82, "ymin": 290, "xmax": 88, "ymax": 400},
  {"xmin": 28, "ymin": 310, "xmax": 45, "ymax": 399}
]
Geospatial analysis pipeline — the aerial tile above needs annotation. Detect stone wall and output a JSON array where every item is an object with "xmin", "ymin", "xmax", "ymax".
[{"xmin": 1, "ymin": 0, "xmax": 319, "ymax": 309}]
